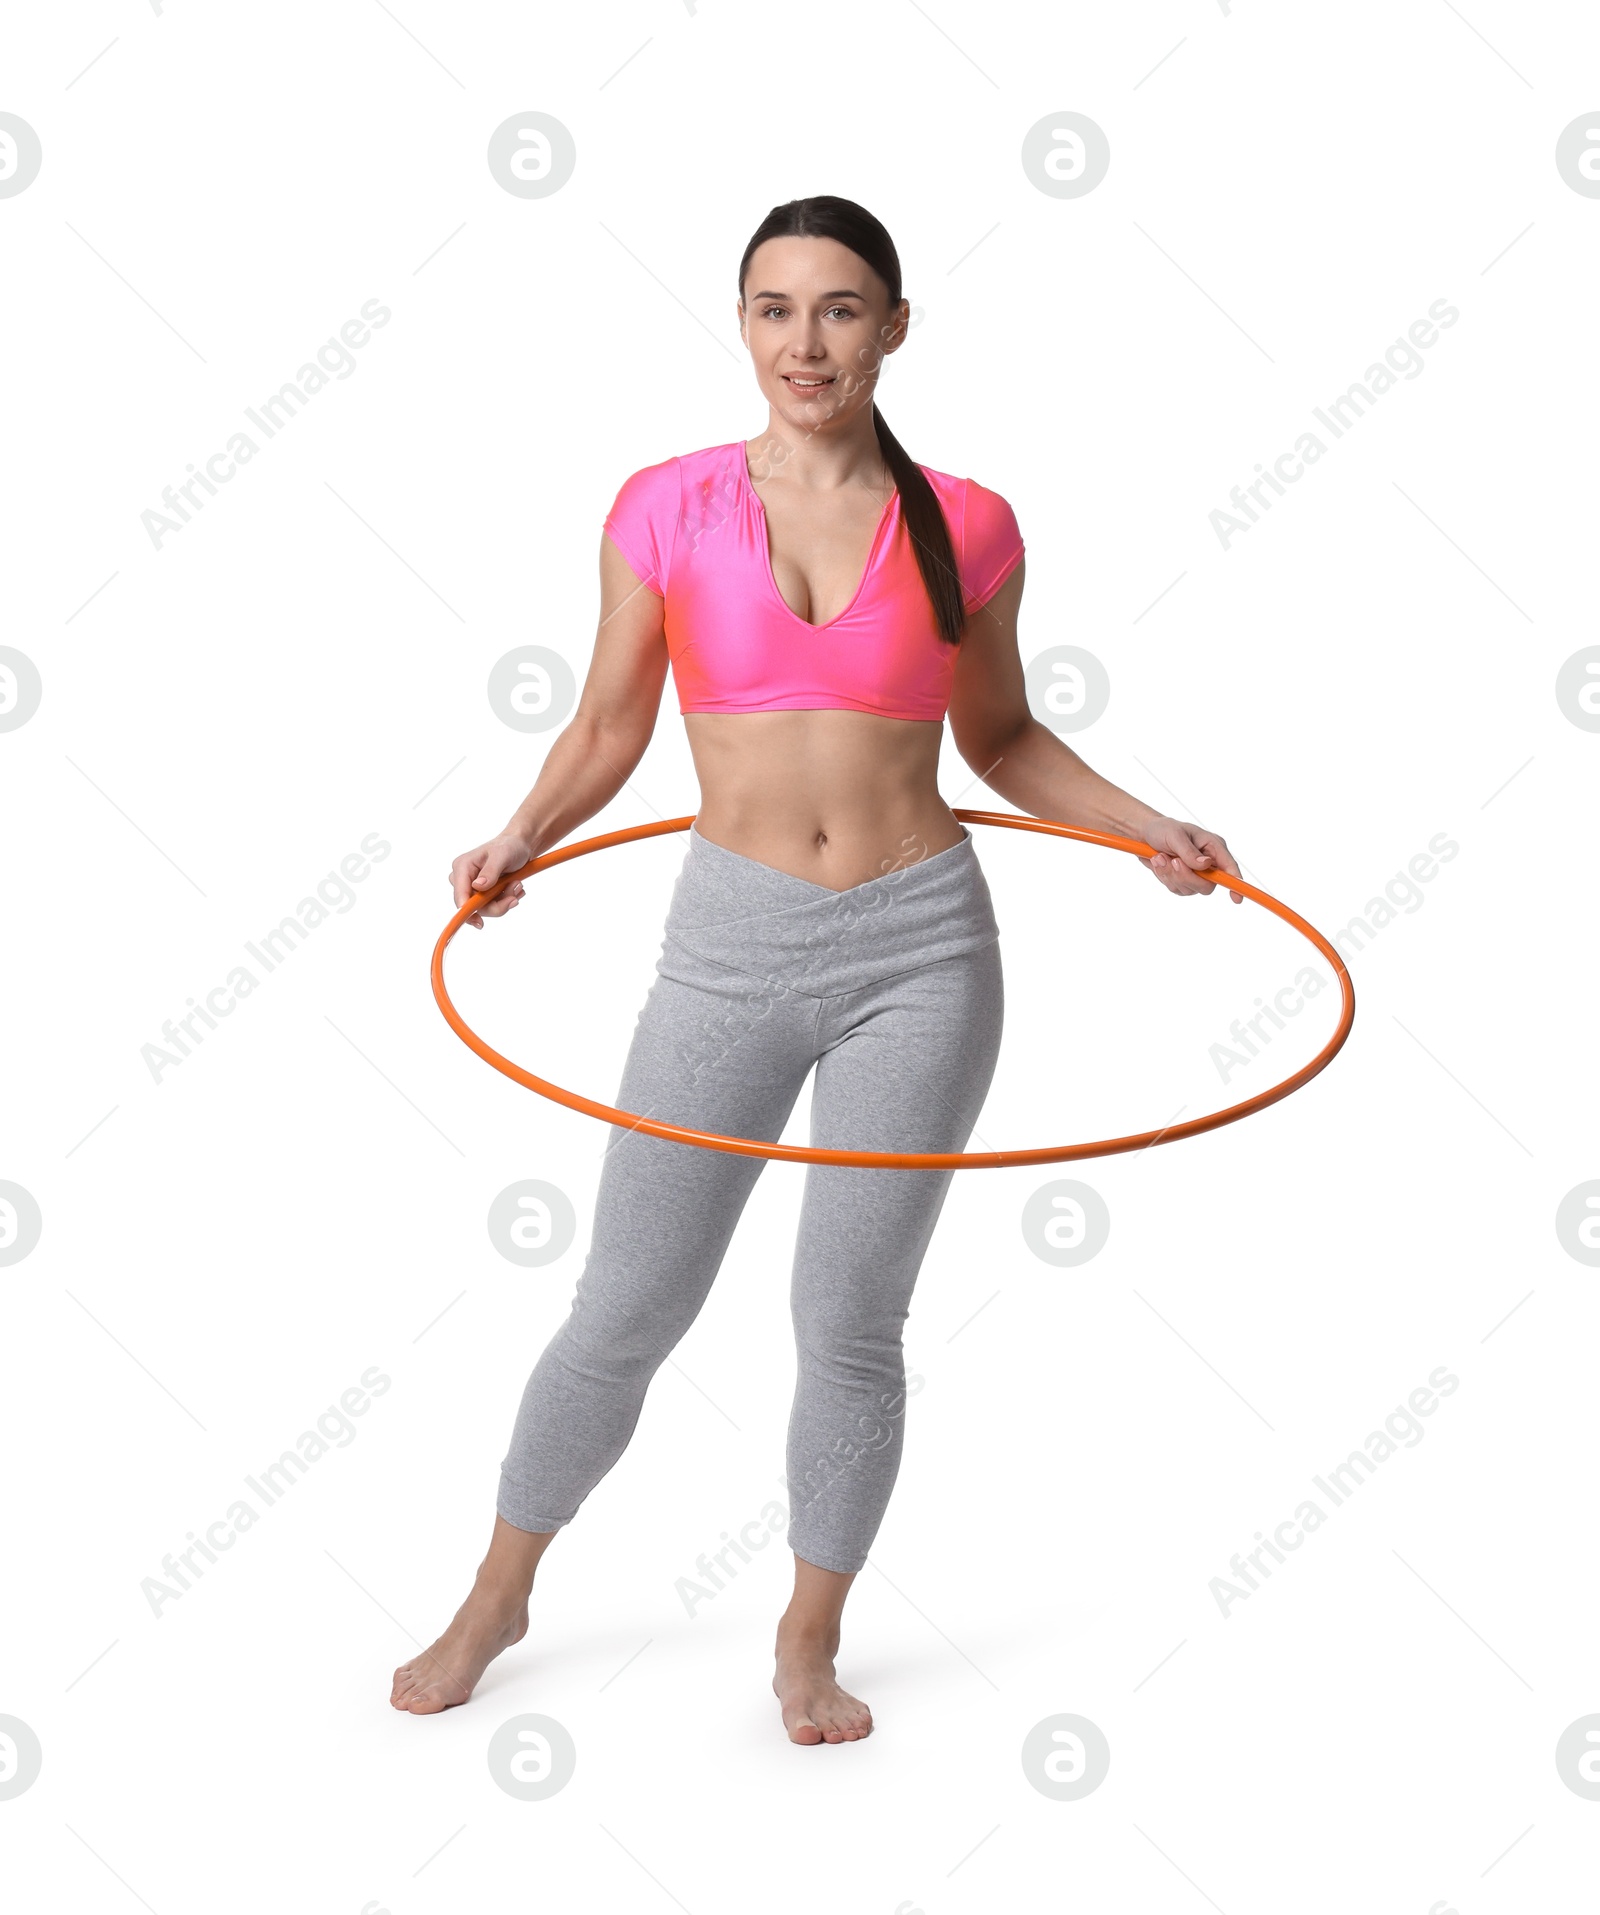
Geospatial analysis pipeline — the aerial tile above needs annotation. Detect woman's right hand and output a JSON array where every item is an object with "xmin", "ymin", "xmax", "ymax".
[{"xmin": 451, "ymin": 829, "xmax": 537, "ymax": 930}]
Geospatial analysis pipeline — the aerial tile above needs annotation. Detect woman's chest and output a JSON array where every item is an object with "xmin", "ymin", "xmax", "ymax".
[{"xmin": 752, "ymin": 481, "xmax": 896, "ymax": 628}]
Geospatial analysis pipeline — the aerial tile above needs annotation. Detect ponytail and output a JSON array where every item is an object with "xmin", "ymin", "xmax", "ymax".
[{"xmin": 871, "ymin": 401, "xmax": 965, "ymax": 645}]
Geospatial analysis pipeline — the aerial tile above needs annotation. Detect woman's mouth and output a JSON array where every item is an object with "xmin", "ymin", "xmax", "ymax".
[{"xmin": 782, "ymin": 375, "xmax": 836, "ymax": 392}]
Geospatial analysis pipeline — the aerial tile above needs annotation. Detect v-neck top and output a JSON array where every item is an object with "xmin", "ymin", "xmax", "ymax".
[{"xmin": 601, "ymin": 440, "xmax": 1024, "ymax": 721}]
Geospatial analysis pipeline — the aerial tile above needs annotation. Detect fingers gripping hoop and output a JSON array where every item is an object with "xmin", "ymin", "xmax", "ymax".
[{"xmin": 431, "ymin": 811, "xmax": 1355, "ymax": 1171}]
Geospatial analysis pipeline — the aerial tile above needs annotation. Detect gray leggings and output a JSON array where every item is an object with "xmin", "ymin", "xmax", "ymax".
[{"xmin": 497, "ymin": 821, "xmax": 1005, "ymax": 1574}]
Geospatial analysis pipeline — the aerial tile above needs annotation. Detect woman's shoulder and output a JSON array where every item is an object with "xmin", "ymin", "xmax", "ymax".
[
  {"xmin": 912, "ymin": 464, "xmax": 1023, "ymax": 550},
  {"xmin": 604, "ymin": 442, "xmax": 744, "ymax": 524},
  {"xmin": 914, "ymin": 461, "xmax": 1016, "ymax": 513},
  {"xmin": 913, "ymin": 463, "xmax": 1024, "ymax": 610},
  {"xmin": 603, "ymin": 445, "xmax": 743, "ymax": 594},
  {"xmin": 610, "ymin": 442, "xmax": 740, "ymax": 489}
]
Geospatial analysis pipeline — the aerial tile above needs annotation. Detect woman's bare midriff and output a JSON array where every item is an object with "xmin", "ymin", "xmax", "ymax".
[{"xmin": 684, "ymin": 708, "xmax": 966, "ymax": 893}]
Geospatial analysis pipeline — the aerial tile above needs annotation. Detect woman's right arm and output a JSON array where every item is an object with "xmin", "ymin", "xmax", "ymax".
[{"xmin": 451, "ymin": 532, "xmax": 669, "ymax": 928}]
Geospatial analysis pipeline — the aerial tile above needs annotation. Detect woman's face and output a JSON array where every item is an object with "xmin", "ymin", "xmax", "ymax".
[{"xmin": 739, "ymin": 235, "xmax": 908, "ymax": 431}]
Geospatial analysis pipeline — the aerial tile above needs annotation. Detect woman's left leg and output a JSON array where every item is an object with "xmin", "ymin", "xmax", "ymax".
[{"xmin": 773, "ymin": 937, "xmax": 1005, "ymax": 1742}]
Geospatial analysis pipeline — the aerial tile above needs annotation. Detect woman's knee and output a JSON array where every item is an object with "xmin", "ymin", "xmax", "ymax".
[
  {"xmin": 793, "ymin": 1313, "xmax": 907, "ymax": 1397},
  {"xmin": 556, "ymin": 1283, "xmax": 696, "ymax": 1382}
]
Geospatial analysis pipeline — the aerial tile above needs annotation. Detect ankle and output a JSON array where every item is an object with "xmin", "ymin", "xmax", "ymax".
[
  {"xmin": 469, "ymin": 1572, "xmax": 533, "ymax": 1613},
  {"xmin": 775, "ymin": 1618, "xmax": 840, "ymax": 1657}
]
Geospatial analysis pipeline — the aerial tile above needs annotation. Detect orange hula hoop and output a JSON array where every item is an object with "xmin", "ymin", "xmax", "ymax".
[{"xmin": 431, "ymin": 810, "xmax": 1356, "ymax": 1171}]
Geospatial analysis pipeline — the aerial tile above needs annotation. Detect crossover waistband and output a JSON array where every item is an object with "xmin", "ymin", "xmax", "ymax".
[{"xmin": 655, "ymin": 822, "xmax": 1001, "ymax": 999}]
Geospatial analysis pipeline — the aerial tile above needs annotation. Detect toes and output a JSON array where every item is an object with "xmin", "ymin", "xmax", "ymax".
[
  {"xmin": 776, "ymin": 1669, "xmax": 874, "ymax": 1746},
  {"xmin": 803, "ymin": 1694, "xmax": 873, "ymax": 1743},
  {"xmin": 830, "ymin": 1702, "xmax": 873, "ymax": 1740},
  {"xmin": 405, "ymin": 1684, "xmax": 458, "ymax": 1716},
  {"xmin": 393, "ymin": 1653, "xmax": 468, "ymax": 1715}
]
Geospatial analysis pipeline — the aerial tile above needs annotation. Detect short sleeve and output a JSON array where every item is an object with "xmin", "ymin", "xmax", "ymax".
[
  {"xmin": 960, "ymin": 478, "xmax": 1025, "ymax": 613},
  {"xmin": 603, "ymin": 458, "xmax": 679, "ymax": 596}
]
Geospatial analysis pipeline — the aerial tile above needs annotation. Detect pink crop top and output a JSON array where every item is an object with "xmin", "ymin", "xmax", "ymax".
[{"xmin": 602, "ymin": 440, "xmax": 1024, "ymax": 721}]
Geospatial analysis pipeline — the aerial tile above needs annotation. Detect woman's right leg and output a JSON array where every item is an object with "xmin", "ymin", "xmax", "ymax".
[
  {"xmin": 498, "ymin": 961, "xmax": 820, "ymax": 1533},
  {"xmin": 394, "ymin": 951, "xmax": 819, "ymax": 1713}
]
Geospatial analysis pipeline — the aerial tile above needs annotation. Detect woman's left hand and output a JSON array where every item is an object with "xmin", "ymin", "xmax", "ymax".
[{"xmin": 1136, "ymin": 815, "xmax": 1244, "ymax": 903}]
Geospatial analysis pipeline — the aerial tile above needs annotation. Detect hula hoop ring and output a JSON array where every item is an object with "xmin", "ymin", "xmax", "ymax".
[{"xmin": 431, "ymin": 811, "xmax": 1355, "ymax": 1171}]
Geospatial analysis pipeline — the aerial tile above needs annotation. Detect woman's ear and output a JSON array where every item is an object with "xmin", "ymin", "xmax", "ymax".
[{"xmin": 879, "ymin": 301, "xmax": 909, "ymax": 357}]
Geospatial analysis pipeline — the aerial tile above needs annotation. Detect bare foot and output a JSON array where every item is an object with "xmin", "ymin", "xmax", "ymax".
[
  {"xmin": 391, "ymin": 1582, "xmax": 529, "ymax": 1715},
  {"xmin": 772, "ymin": 1628, "xmax": 874, "ymax": 1745}
]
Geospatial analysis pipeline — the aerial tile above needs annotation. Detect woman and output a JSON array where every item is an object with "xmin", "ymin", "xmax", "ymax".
[{"xmin": 391, "ymin": 195, "xmax": 1241, "ymax": 1744}]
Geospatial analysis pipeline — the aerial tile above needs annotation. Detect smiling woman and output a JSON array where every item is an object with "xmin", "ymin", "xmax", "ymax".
[{"xmin": 402, "ymin": 193, "xmax": 1246, "ymax": 1750}]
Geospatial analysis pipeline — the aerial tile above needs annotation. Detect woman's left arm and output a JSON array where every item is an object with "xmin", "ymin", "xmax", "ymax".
[{"xmin": 946, "ymin": 560, "xmax": 1244, "ymax": 903}]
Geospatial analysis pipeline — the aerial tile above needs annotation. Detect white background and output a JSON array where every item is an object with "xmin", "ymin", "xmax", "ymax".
[{"xmin": 3, "ymin": 2, "xmax": 1596, "ymax": 1910}]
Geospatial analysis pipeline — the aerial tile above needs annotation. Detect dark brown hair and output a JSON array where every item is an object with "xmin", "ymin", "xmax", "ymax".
[{"xmin": 737, "ymin": 196, "xmax": 965, "ymax": 645}]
